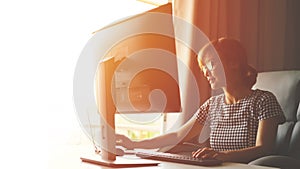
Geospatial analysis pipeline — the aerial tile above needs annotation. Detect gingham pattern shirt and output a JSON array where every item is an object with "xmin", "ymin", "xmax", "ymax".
[{"xmin": 196, "ymin": 89, "xmax": 284, "ymax": 151}]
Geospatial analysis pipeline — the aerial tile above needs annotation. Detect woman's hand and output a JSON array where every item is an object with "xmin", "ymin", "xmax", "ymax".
[
  {"xmin": 192, "ymin": 147, "xmax": 226, "ymax": 161},
  {"xmin": 116, "ymin": 134, "xmax": 135, "ymax": 149}
]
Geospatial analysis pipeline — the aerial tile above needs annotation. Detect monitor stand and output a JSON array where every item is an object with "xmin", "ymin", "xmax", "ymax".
[{"xmin": 80, "ymin": 101, "xmax": 159, "ymax": 167}]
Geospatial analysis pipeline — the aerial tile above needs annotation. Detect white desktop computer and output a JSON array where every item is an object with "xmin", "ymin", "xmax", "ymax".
[{"xmin": 79, "ymin": 3, "xmax": 182, "ymax": 167}]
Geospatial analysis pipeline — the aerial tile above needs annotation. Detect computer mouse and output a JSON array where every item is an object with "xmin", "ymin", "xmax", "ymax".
[{"xmin": 116, "ymin": 147, "xmax": 125, "ymax": 156}]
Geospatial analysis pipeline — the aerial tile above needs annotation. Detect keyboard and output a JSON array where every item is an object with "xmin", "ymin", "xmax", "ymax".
[{"xmin": 135, "ymin": 151, "xmax": 222, "ymax": 166}]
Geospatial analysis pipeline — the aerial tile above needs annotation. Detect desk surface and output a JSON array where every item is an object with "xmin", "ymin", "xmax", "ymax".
[{"xmin": 48, "ymin": 145, "xmax": 278, "ymax": 169}]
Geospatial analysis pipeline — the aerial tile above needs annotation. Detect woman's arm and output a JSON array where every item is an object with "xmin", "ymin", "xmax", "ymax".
[
  {"xmin": 116, "ymin": 117, "xmax": 204, "ymax": 149},
  {"xmin": 192, "ymin": 116, "xmax": 281, "ymax": 163}
]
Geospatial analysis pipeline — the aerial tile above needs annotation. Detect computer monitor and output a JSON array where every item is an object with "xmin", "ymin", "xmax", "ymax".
[{"xmin": 79, "ymin": 3, "xmax": 181, "ymax": 166}]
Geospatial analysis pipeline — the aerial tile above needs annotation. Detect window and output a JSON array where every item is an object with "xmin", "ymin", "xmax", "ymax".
[{"xmin": 115, "ymin": 113, "xmax": 180, "ymax": 140}]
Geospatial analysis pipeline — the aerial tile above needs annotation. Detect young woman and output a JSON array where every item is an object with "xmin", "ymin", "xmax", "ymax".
[{"xmin": 116, "ymin": 37, "xmax": 285, "ymax": 163}]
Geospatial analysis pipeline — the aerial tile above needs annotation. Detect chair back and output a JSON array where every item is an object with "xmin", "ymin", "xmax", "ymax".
[{"xmin": 252, "ymin": 70, "xmax": 300, "ymax": 159}]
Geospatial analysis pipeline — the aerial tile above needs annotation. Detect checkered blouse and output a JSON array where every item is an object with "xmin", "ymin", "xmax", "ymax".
[{"xmin": 196, "ymin": 89, "xmax": 285, "ymax": 151}]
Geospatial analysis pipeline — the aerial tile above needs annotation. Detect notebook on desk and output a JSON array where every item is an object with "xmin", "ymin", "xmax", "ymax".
[{"xmin": 80, "ymin": 154, "xmax": 160, "ymax": 168}]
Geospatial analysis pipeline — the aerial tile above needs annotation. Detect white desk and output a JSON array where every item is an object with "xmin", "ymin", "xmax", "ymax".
[{"xmin": 48, "ymin": 145, "xmax": 278, "ymax": 169}]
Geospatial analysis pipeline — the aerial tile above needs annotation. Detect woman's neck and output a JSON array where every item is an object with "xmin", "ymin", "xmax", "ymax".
[{"xmin": 223, "ymin": 86, "xmax": 253, "ymax": 104}]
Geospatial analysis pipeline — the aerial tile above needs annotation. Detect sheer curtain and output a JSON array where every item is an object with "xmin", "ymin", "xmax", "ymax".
[
  {"xmin": 172, "ymin": 0, "xmax": 211, "ymax": 124},
  {"xmin": 193, "ymin": 0, "xmax": 299, "ymax": 71},
  {"xmin": 240, "ymin": 0, "xmax": 300, "ymax": 71}
]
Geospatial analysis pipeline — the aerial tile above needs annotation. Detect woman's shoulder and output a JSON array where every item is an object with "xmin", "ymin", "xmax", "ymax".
[
  {"xmin": 209, "ymin": 93, "xmax": 224, "ymax": 101},
  {"xmin": 252, "ymin": 89, "xmax": 277, "ymax": 100},
  {"xmin": 200, "ymin": 93, "xmax": 224, "ymax": 108},
  {"xmin": 252, "ymin": 89, "xmax": 285, "ymax": 122},
  {"xmin": 251, "ymin": 89, "xmax": 282, "ymax": 109}
]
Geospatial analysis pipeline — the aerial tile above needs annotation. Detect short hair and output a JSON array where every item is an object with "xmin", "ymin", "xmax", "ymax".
[{"xmin": 198, "ymin": 37, "xmax": 257, "ymax": 88}]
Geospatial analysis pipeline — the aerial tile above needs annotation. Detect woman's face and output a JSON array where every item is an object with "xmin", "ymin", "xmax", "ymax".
[{"xmin": 199, "ymin": 52, "xmax": 226, "ymax": 90}]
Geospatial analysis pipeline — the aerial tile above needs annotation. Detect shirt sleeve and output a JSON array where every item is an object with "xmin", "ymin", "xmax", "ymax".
[
  {"xmin": 257, "ymin": 91, "xmax": 285, "ymax": 122},
  {"xmin": 195, "ymin": 99, "xmax": 210, "ymax": 124}
]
